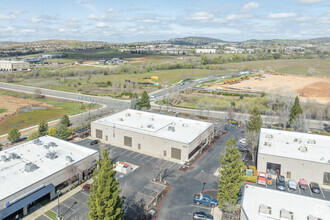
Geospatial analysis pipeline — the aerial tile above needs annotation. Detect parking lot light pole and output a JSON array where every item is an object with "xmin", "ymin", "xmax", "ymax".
[
  {"xmin": 201, "ymin": 182, "xmax": 206, "ymax": 196},
  {"xmin": 56, "ymin": 190, "xmax": 60, "ymax": 219}
]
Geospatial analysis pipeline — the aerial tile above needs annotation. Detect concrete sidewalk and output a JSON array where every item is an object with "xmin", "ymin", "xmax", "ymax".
[
  {"xmin": 211, "ymin": 207, "xmax": 223, "ymax": 220},
  {"xmin": 23, "ymin": 179, "xmax": 93, "ymax": 220}
]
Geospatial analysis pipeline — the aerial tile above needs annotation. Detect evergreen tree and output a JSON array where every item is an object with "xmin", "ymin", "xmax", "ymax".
[
  {"xmin": 8, "ymin": 128, "xmax": 21, "ymax": 143},
  {"xmin": 28, "ymin": 131, "xmax": 40, "ymax": 141},
  {"xmin": 218, "ymin": 136, "xmax": 245, "ymax": 210},
  {"xmin": 130, "ymin": 92, "xmax": 139, "ymax": 110},
  {"xmin": 88, "ymin": 149, "xmax": 124, "ymax": 220},
  {"xmin": 38, "ymin": 120, "xmax": 49, "ymax": 136},
  {"xmin": 289, "ymin": 96, "xmax": 303, "ymax": 126},
  {"xmin": 60, "ymin": 114, "xmax": 70, "ymax": 128},
  {"xmin": 54, "ymin": 123, "xmax": 70, "ymax": 140},
  {"xmin": 247, "ymin": 107, "xmax": 263, "ymax": 132},
  {"xmin": 139, "ymin": 91, "xmax": 151, "ymax": 110},
  {"xmin": 47, "ymin": 127, "xmax": 56, "ymax": 136}
]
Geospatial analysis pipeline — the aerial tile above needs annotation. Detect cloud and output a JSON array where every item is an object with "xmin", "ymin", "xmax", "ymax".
[
  {"xmin": 11, "ymin": 11, "xmax": 25, "ymax": 15},
  {"xmin": 187, "ymin": 12, "xmax": 214, "ymax": 21},
  {"xmin": 88, "ymin": 14, "xmax": 109, "ymax": 21},
  {"xmin": 296, "ymin": 0, "xmax": 324, "ymax": 4},
  {"xmin": 107, "ymin": 8, "xmax": 119, "ymax": 13},
  {"xmin": 96, "ymin": 22, "xmax": 108, "ymax": 27},
  {"xmin": 0, "ymin": 14, "xmax": 16, "ymax": 20},
  {"xmin": 267, "ymin": 12, "xmax": 297, "ymax": 19},
  {"xmin": 21, "ymin": 29, "xmax": 36, "ymax": 33},
  {"xmin": 243, "ymin": 2, "xmax": 259, "ymax": 10},
  {"xmin": 31, "ymin": 15, "xmax": 56, "ymax": 23}
]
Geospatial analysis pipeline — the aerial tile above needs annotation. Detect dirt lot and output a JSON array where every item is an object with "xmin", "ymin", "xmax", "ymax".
[
  {"xmin": 209, "ymin": 74, "xmax": 330, "ymax": 104},
  {"xmin": 0, "ymin": 94, "xmax": 51, "ymax": 120}
]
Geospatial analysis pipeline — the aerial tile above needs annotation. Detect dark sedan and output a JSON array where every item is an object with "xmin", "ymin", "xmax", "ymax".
[{"xmin": 310, "ymin": 182, "xmax": 321, "ymax": 194}]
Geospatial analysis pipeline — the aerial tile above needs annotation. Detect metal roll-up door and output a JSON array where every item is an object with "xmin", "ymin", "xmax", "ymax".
[{"xmin": 171, "ymin": 147, "xmax": 181, "ymax": 160}]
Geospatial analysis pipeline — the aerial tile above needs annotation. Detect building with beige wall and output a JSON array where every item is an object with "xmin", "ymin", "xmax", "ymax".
[
  {"xmin": 196, "ymin": 49, "xmax": 216, "ymax": 54},
  {"xmin": 0, "ymin": 136, "xmax": 98, "ymax": 219},
  {"xmin": 257, "ymin": 128, "xmax": 330, "ymax": 189},
  {"xmin": 0, "ymin": 60, "xmax": 29, "ymax": 71},
  {"xmin": 240, "ymin": 184, "xmax": 330, "ymax": 220},
  {"xmin": 91, "ymin": 109, "xmax": 214, "ymax": 163}
]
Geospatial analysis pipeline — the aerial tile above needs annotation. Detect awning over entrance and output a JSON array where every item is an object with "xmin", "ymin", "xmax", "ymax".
[{"xmin": 0, "ymin": 184, "xmax": 55, "ymax": 219}]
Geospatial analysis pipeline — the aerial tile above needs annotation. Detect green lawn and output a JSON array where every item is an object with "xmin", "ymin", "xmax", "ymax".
[
  {"xmin": 44, "ymin": 210, "xmax": 61, "ymax": 220},
  {"xmin": 0, "ymin": 109, "xmax": 7, "ymax": 113}
]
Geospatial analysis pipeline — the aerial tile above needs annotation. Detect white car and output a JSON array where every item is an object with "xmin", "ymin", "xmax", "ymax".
[{"xmin": 239, "ymin": 138, "xmax": 246, "ymax": 144}]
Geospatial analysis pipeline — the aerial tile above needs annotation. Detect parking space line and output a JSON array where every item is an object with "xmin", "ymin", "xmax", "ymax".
[
  {"xmin": 60, "ymin": 202, "xmax": 76, "ymax": 212},
  {"xmin": 133, "ymin": 153, "xmax": 142, "ymax": 158},
  {"xmin": 320, "ymin": 188, "xmax": 326, "ymax": 199},
  {"xmin": 308, "ymin": 186, "xmax": 313, "ymax": 196},
  {"xmin": 127, "ymin": 151, "xmax": 136, "ymax": 157},
  {"xmin": 146, "ymin": 157, "xmax": 154, "ymax": 163},
  {"xmin": 190, "ymin": 204, "xmax": 212, "ymax": 210},
  {"xmin": 167, "ymin": 162, "xmax": 177, "ymax": 170},
  {"xmin": 80, "ymin": 190, "xmax": 90, "ymax": 197},
  {"xmin": 119, "ymin": 149, "xmax": 129, "ymax": 155},
  {"xmin": 140, "ymin": 155, "xmax": 149, "ymax": 160}
]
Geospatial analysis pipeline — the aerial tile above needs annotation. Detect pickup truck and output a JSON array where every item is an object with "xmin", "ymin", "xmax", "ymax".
[{"xmin": 193, "ymin": 194, "xmax": 218, "ymax": 206}]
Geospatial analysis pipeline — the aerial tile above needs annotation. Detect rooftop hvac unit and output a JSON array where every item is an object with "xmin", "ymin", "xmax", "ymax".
[
  {"xmin": 168, "ymin": 126, "xmax": 175, "ymax": 132},
  {"xmin": 66, "ymin": 156, "xmax": 73, "ymax": 162},
  {"xmin": 308, "ymin": 215, "xmax": 322, "ymax": 220},
  {"xmin": 46, "ymin": 151, "xmax": 57, "ymax": 160},
  {"xmin": 266, "ymin": 134, "xmax": 273, "ymax": 139},
  {"xmin": 307, "ymin": 139, "xmax": 316, "ymax": 144},
  {"xmin": 25, "ymin": 163, "xmax": 38, "ymax": 172},
  {"xmin": 33, "ymin": 138, "xmax": 43, "ymax": 145},
  {"xmin": 43, "ymin": 145, "xmax": 50, "ymax": 149},
  {"xmin": 147, "ymin": 124, "xmax": 154, "ymax": 129},
  {"xmin": 118, "ymin": 118, "xmax": 124, "ymax": 121},
  {"xmin": 150, "ymin": 117, "xmax": 154, "ymax": 121},
  {"xmin": 48, "ymin": 142, "xmax": 57, "ymax": 147},
  {"xmin": 259, "ymin": 204, "xmax": 271, "ymax": 215},
  {"xmin": 182, "ymin": 123, "xmax": 188, "ymax": 127},
  {"xmin": 280, "ymin": 209, "xmax": 294, "ymax": 220},
  {"xmin": 299, "ymin": 146, "xmax": 308, "ymax": 152},
  {"xmin": 1, "ymin": 155, "xmax": 9, "ymax": 162},
  {"xmin": 125, "ymin": 113, "xmax": 131, "ymax": 117},
  {"xmin": 9, "ymin": 153, "xmax": 18, "ymax": 159}
]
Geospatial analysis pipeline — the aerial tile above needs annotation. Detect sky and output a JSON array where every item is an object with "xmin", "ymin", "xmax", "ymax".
[{"xmin": 0, "ymin": 0, "xmax": 329, "ymax": 42}]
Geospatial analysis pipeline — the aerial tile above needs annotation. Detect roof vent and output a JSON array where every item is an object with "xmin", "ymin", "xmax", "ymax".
[
  {"xmin": 25, "ymin": 163, "xmax": 38, "ymax": 172},
  {"xmin": 66, "ymin": 156, "xmax": 73, "ymax": 162},
  {"xmin": 259, "ymin": 204, "xmax": 271, "ymax": 215},
  {"xmin": 9, "ymin": 153, "xmax": 19, "ymax": 159},
  {"xmin": 308, "ymin": 215, "xmax": 322, "ymax": 220},
  {"xmin": 118, "ymin": 118, "xmax": 124, "ymax": 121},
  {"xmin": 182, "ymin": 123, "xmax": 188, "ymax": 127},
  {"xmin": 280, "ymin": 209, "xmax": 294, "ymax": 220},
  {"xmin": 264, "ymin": 142, "xmax": 271, "ymax": 147},
  {"xmin": 1, "ymin": 155, "xmax": 9, "ymax": 162},
  {"xmin": 299, "ymin": 146, "xmax": 308, "ymax": 152},
  {"xmin": 125, "ymin": 113, "xmax": 130, "ymax": 117},
  {"xmin": 293, "ymin": 138, "xmax": 298, "ymax": 142},
  {"xmin": 43, "ymin": 145, "xmax": 50, "ymax": 149},
  {"xmin": 48, "ymin": 142, "xmax": 57, "ymax": 147},
  {"xmin": 33, "ymin": 138, "xmax": 43, "ymax": 145},
  {"xmin": 150, "ymin": 118, "xmax": 154, "ymax": 121},
  {"xmin": 168, "ymin": 126, "xmax": 175, "ymax": 132},
  {"xmin": 170, "ymin": 122, "xmax": 176, "ymax": 126},
  {"xmin": 307, "ymin": 139, "xmax": 316, "ymax": 144},
  {"xmin": 147, "ymin": 124, "xmax": 154, "ymax": 129},
  {"xmin": 266, "ymin": 134, "xmax": 273, "ymax": 139},
  {"xmin": 46, "ymin": 151, "xmax": 57, "ymax": 160}
]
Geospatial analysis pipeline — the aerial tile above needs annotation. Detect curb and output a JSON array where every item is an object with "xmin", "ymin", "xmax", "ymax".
[
  {"xmin": 178, "ymin": 132, "xmax": 228, "ymax": 173},
  {"xmin": 154, "ymin": 182, "xmax": 171, "ymax": 220}
]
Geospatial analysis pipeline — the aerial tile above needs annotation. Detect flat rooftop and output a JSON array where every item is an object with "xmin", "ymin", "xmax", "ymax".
[
  {"xmin": 92, "ymin": 109, "xmax": 213, "ymax": 144},
  {"xmin": 241, "ymin": 184, "xmax": 330, "ymax": 220},
  {"xmin": 258, "ymin": 128, "xmax": 330, "ymax": 164},
  {"xmin": 0, "ymin": 60, "xmax": 26, "ymax": 63},
  {"xmin": 0, "ymin": 136, "xmax": 97, "ymax": 201}
]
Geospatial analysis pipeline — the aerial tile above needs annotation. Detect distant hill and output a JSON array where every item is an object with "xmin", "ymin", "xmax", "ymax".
[
  {"xmin": 164, "ymin": 36, "xmax": 225, "ymax": 45},
  {"xmin": 241, "ymin": 37, "xmax": 330, "ymax": 45}
]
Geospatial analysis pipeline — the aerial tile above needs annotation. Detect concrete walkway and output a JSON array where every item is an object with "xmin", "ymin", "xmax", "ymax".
[
  {"xmin": 211, "ymin": 207, "xmax": 223, "ymax": 220},
  {"xmin": 23, "ymin": 179, "xmax": 93, "ymax": 220}
]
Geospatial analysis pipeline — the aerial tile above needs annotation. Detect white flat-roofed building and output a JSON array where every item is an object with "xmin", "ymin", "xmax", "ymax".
[
  {"xmin": 196, "ymin": 49, "xmax": 217, "ymax": 54},
  {"xmin": 257, "ymin": 128, "xmax": 330, "ymax": 189},
  {"xmin": 0, "ymin": 136, "xmax": 98, "ymax": 219},
  {"xmin": 0, "ymin": 60, "xmax": 29, "ymax": 71},
  {"xmin": 91, "ymin": 109, "xmax": 214, "ymax": 163},
  {"xmin": 241, "ymin": 184, "xmax": 330, "ymax": 220}
]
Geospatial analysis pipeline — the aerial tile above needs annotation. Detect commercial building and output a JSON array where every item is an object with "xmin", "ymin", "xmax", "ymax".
[
  {"xmin": 0, "ymin": 136, "xmax": 98, "ymax": 219},
  {"xmin": 257, "ymin": 128, "xmax": 330, "ymax": 189},
  {"xmin": 0, "ymin": 60, "xmax": 29, "ymax": 71},
  {"xmin": 196, "ymin": 49, "xmax": 216, "ymax": 54},
  {"xmin": 91, "ymin": 109, "xmax": 214, "ymax": 163},
  {"xmin": 240, "ymin": 184, "xmax": 330, "ymax": 220}
]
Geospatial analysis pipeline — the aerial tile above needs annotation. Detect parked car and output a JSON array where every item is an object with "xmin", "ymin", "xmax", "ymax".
[
  {"xmin": 193, "ymin": 194, "xmax": 218, "ymax": 206},
  {"xmin": 90, "ymin": 140, "xmax": 99, "ymax": 145},
  {"xmin": 299, "ymin": 178, "xmax": 308, "ymax": 190},
  {"xmin": 266, "ymin": 174, "xmax": 272, "ymax": 185},
  {"xmin": 276, "ymin": 175, "xmax": 286, "ymax": 191},
  {"xmin": 193, "ymin": 212, "xmax": 214, "ymax": 220},
  {"xmin": 288, "ymin": 179, "xmax": 298, "ymax": 190},
  {"xmin": 310, "ymin": 182, "xmax": 321, "ymax": 194},
  {"xmin": 82, "ymin": 184, "xmax": 90, "ymax": 192},
  {"xmin": 257, "ymin": 172, "xmax": 266, "ymax": 185},
  {"xmin": 237, "ymin": 145, "xmax": 248, "ymax": 152},
  {"xmin": 239, "ymin": 138, "xmax": 246, "ymax": 144}
]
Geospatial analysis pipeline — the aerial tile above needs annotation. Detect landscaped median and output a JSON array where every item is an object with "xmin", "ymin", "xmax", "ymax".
[{"xmin": 44, "ymin": 210, "xmax": 63, "ymax": 220}]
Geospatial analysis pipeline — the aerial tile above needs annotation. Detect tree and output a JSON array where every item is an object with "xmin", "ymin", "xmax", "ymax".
[
  {"xmin": 139, "ymin": 91, "xmax": 150, "ymax": 110},
  {"xmin": 289, "ymin": 96, "xmax": 303, "ymax": 126},
  {"xmin": 47, "ymin": 127, "xmax": 56, "ymax": 136},
  {"xmin": 8, "ymin": 128, "xmax": 21, "ymax": 143},
  {"xmin": 130, "ymin": 93, "xmax": 139, "ymax": 110},
  {"xmin": 218, "ymin": 136, "xmax": 245, "ymax": 212},
  {"xmin": 54, "ymin": 123, "xmax": 70, "ymax": 140},
  {"xmin": 38, "ymin": 120, "xmax": 48, "ymax": 136},
  {"xmin": 33, "ymin": 88, "xmax": 44, "ymax": 99},
  {"xmin": 28, "ymin": 131, "xmax": 40, "ymax": 141},
  {"xmin": 247, "ymin": 107, "xmax": 262, "ymax": 132},
  {"xmin": 60, "ymin": 114, "xmax": 70, "ymax": 128},
  {"xmin": 292, "ymin": 113, "xmax": 308, "ymax": 132},
  {"xmin": 88, "ymin": 149, "xmax": 124, "ymax": 220},
  {"xmin": 245, "ymin": 131, "xmax": 259, "ymax": 162}
]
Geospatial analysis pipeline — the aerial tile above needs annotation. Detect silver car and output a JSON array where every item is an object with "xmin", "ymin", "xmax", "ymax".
[{"xmin": 288, "ymin": 179, "xmax": 298, "ymax": 190}]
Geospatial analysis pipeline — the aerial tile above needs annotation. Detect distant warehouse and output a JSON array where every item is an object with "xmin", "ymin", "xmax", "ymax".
[
  {"xmin": 0, "ymin": 60, "xmax": 29, "ymax": 71},
  {"xmin": 257, "ymin": 128, "xmax": 330, "ymax": 189},
  {"xmin": 91, "ymin": 109, "xmax": 214, "ymax": 162},
  {"xmin": 196, "ymin": 49, "xmax": 217, "ymax": 54},
  {"xmin": 0, "ymin": 136, "xmax": 98, "ymax": 219}
]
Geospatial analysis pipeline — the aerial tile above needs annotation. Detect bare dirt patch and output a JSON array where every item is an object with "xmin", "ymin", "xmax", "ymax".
[
  {"xmin": 0, "ymin": 95, "xmax": 52, "ymax": 120},
  {"xmin": 209, "ymin": 74, "xmax": 330, "ymax": 104}
]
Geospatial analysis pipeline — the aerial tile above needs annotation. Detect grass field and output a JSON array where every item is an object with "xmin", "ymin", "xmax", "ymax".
[
  {"xmin": 0, "ymin": 109, "xmax": 7, "ymax": 113},
  {"xmin": 219, "ymin": 58, "xmax": 330, "ymax": 76},
  {"xmin": 0, "ymin": 91, "xmax": 97, "ymax": 135}
]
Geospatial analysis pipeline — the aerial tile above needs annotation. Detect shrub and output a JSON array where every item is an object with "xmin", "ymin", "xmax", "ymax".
[
  {"xmin": 253, "ymin": 170, "xmax": 258, "ymax": 176},
  {"xmin": 243, "ymin": 165, "xmax": 248, "ymax": 170},
  {"xmin": 245, "ymin": 176, "xmax": 257, "ymax": 183},
  {"xmin": 248, "ymin": 165, "xmax": 256, "ymax": 170}
]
